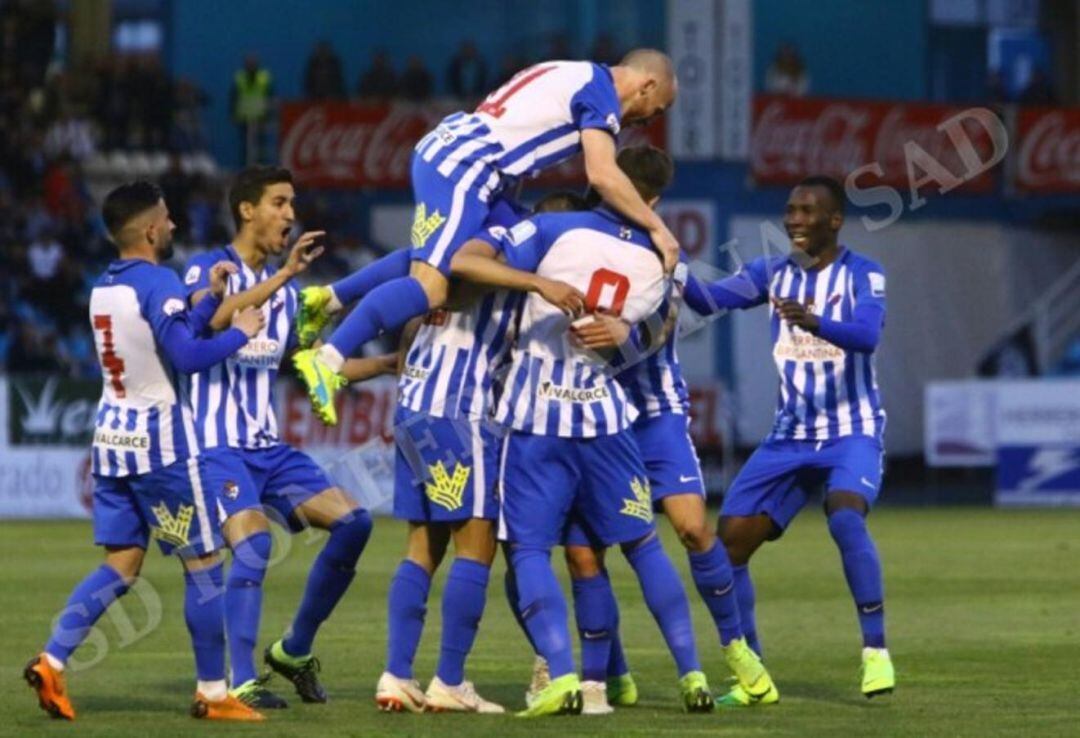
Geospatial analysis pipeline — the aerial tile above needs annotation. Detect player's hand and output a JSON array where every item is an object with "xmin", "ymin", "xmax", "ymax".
[
  {"xmin": 231, "ymin": 306, "xmax": 265, "ymax": 338},
  {"xmin": 570, "ymin": 313, "xmax": 631, "ymax": 350},
  {"xmin": 208, "ymin": 260, "xmax": 238, "ymax": 298},
  {"xmin": 535, "ymin": 278, "xmax": 585, "ymax": 317},
  {"xmin": 649, "ymin": 222, "xmax": 680, "ymax": 274},
  {"xmin": 283, "ymin": 231, "xmax": 326, "ymax": 276},
  {"xmin": 772, "ymin": 297, "xmax": 820, "ymax": 332}
]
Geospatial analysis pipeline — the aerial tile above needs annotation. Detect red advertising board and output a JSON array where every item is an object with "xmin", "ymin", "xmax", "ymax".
[
  {"xmin": 280, "ymin": 101, "xmax": 664, "ymax": 190},
  {"xmin": 1014, "ymin": 107, "xmax": 1080, "ymax": 194},
  {"xmin": 750, "ymin": 94, "xmax": 1002, "ymax": 192}
]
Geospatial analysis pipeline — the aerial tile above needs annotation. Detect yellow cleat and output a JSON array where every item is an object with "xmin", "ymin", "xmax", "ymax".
[
  {"xmin": 515, "ymin": 674, "xmax": 583, "ymax": 718},
  {"xmin": 295, "ymin": 286, "xmax": 335, "ymax": 349},
  {"xmin": 723, "ymin": 637, "xmax": 777, "ymax": 702},
  {"xmin": 861, "ymin": 648, "xmax": 895, "ymax": 698},
  {"xmin": 292, "ymin": 348, "xmax": 347, "ymax": 426},
  {"xmin": 717, "ymin": 679, "xmax": 780, "ymax": 708}
]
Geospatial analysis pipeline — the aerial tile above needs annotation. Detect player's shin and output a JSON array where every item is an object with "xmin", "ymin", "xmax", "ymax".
[
  {"xmin": 183, "ymin": 561, "xmax": 227, "ymax": 701},
  {"xmin": 510, "ymin": 546, "xmax": 575, "ymax": 679},
  {"xmin": 732, "ymin": 565, "xmax": 762, "ymax": 657},
  {"xmin": 436, "ymin": 558, "xmax": 491, "ymax": 686},
  {"xmin": 571, "ymin": 574, "xmax": 616, "ymax": 683},
  {"xmin": 225, "ymin": 532, "xmax": 272, "ymax": 687},
  {"xmin": 688, "ymin": 542, "xmax": 742, "ymax": 645},
  {"xmin": 321, "ymin": 277, "xmax": 430, "ymax": 369},
  {"xmin": 44, "ymin": 564, "xmax": 130, "ymax": 667},
  {"xmin": 385, "ymin": 559, "xmax": 432, "ymax": 679},
  {"xmin": 330, "ymin": 249, "xmax": 412, "ymax": 305},
  {"xmin": 827, "ymin": 508, "xmax": 886, "ymax": 648}
]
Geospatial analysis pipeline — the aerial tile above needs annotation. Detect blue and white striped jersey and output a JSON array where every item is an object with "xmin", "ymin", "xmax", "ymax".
[
  {"xmin": 413, "ymin": 61, "xmax": 621, "ymax": 200},
  {"xmin": 494, "ymin": 208, "xmax": 667, "ymax": 437},
  {"xmin": 89, "ymin": 260, "xmax": 200, "ymax": 477},
  {"xmin": 616, "ymin": 302, "xmax": 691, "ymax": 418},
  {"xmin": 740, "ymin": 248, "xmax": 887, "ymax": 442},
  {"xmin": 184, "ymin": 246, "xmax": 297, "ymax": 450}
]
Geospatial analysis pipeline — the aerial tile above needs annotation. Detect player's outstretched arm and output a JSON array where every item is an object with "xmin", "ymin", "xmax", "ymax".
[
  {"xmin": 340, "ymin": 353, "xmax": 399, "ymax": 383},
  {"xmin": 191, "ymin": 232, "xmax": 325, "ymax": 330},
  {"xmin": 683, "ymin": 270, "xmax": 768, "ymax": 316},
  {"xmin": 159, "ymin": 306, "xmax": 264, "ymax": 374},
  {"xmin": 450, "ymin": 240, "xmax": 585, "ymax": 316},
  {"xmin": 581, "ymin": 129, "xmax": 678, "ymax": 272}
]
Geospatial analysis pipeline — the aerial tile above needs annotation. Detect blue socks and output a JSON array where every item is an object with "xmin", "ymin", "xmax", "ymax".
[
  {"xmin": 572, "ymin": 574, "xmax": 616, "ymax": 682},
  {"xmin": 184, "ymin": 563, "xmax": 226, "ymax": 682},
  {"xmin": 437, "ymin": 558, "xmax": 491, "ymax": 686},
  {"xmin": 605, "ymin": 570, "xmax": 630, "ymax": 677},
  {"xmin": 331, "ymin": 250, "xmax": 411, "ymax": 304},
  {"xmin": 623, "ymin": 536, "xmax": 700, "ymax": 676},
  {"xmin": 503, "ymin": 566, "xmax": 538, "ymax": 653},
  {"xmin": 327, "ymin": 276, "xmax": 430, "ymax": 358},
  {"xmin": 226, "ymin": 532, "xmax": 272, "ymax": 685},
  {"xmin": 386, "ymin": 559, "xmax": 431, "ymax": 679},
  {"xmin": 510, "ymin": 547, "xmax": 575, "ymax": 679},
  {"xmin": 45, "ymin": 564, "xmax": 129, "ymax": 665},
  {"xmin": 732, "ymin": 565, "xmax": 761, "ymax": 656},
  {"xmin": 828, "ymin": 508, "xmax": 886, "ymax": 648},
  {"xmin": 688, "ymin": 542, "xmax": 743, "ymax": 645},
  {"xmin": 283, "ymin": 511, "xmax": 373, "ymax": 658}
]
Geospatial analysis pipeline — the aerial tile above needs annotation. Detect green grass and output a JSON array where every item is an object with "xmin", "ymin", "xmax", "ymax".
[{"xmin": 4, "ymin": 508, "xmax": 1080, "ymax": 737}]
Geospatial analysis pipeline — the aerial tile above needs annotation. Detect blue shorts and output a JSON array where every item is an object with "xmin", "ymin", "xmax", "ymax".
[
  {"xmin": 409, "ymin": 154, "xmax": 493, "ymax": 276},
  {"xmin": 93, "ymin": 456, "xmax": 223, "ymax": 557},
  {"xmin": 394, "ymin": 407, "xmax": 500, "ymax": 522},
  {"xmin": 634, "ymin": 412, "xmax": 706, "ymax": 502},
  {"xmin": 202, "ymin": 445, "xmax": 334, "ymax": 532},
  {"xmin": 500, "ymin": 431, "xmax": 656, "ymax": 549},
  {"xmin": 720, "ymin": 436, "xmax": 885, "ymax": 533}
]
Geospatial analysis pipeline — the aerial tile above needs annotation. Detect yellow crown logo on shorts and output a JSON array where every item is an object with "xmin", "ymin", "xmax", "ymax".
[
  {"xmin": 620, "ymin": 477, "xmax": 654, "ymax": 522},
  {"xmin": 411, "ymin": 203, "xmax": 447, "ymax": 248},
  {"xmin": 150, "ymin": 502, "xmax": 194, "ymax": 547},
  {"xmin": 424, "ymin": 461, "xmax": 471, "ymax": 512}
]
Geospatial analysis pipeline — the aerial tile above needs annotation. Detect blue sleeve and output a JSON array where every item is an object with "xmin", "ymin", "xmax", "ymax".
[
  {"xmin": 816, "ymin": 261, "xmax": 886, "ymax": 353},
  {"xmin": 182, "ymin": 252, "xmax": 218, "ymax": 299},
  {"xmin": 189, "ymin": 292, "xmax": 223, "ymax": 336},
  {"xmin": 569, "ymin": 65, "xmax": 621, "ymax": 137},
  {"xmin": 683, "ymin": 259, "xmax": 771, "ymax": 315},
  {"xmin": 500, "ymin": 217, "xmax": 550, "ymax": 273}
]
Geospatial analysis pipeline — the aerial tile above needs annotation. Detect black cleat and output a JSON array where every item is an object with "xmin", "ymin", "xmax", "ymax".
[
  {"xmin": 265, "ymin": 641, "xmax": 328, "ymax": 704},
  {"xmin": 231, "ymin": 675, "xmax": 289, "ymax": 709}
]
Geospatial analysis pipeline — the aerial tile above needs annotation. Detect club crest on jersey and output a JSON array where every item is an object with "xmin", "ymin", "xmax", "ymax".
[
  {"xmin": 184, "ymin": 265, "xmax": 201, "ymax": 285},
  {"xmin": 162, "ymin": 298, "xmax": 186, "ymax": 316},
  {"xmin": 222, "ymin": 481, "xmax": 239, "ymax": 501},
  {"xmin": 150, "ymin": 502, "xmax": 194, "ymax": 547},
  {"xmin": 620, "ymin": 477, "xmax": 653, "ymax": 522},
  {"xmin": 605, "ymin": 113, "xmax": 621, "ymax": 135},
  {"xmin": 424, "ymin": 461, "xmax": 471, "ymax": 512},
  {"xmin": 411, "ymin": 203, "xmax": 447, "ymax": 248},
  {"xmin": 619, "ymin": 226, "xmax": 632, "ymax": 240}
]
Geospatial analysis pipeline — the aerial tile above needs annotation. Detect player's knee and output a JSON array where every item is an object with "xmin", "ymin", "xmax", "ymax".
[
  {"xmin": 104, "ymin": 546, "xmax": 144, "ymax": 583},
  {"xmin": 410, "ymin": 263, "xmax": 449, "ymax": 307},
  {"xmin": 824, "ymin": 491, "xmax": 868, "ymax": 517},
  {"xmin": 327, "ymin": 509, "xmax": 373, "ymax": 568},
  {"xmin": 564, "ymin": 546, "xmax": 605, "ymax": 579},
  {"xmin": 229, "ymin": 531, "xmax": 272, "ymax": 586},
  {"xmin": 826, "ymin": 505, "xmax": 868, "ymax": 546},
  {"xmin": 674, "ymin": 519, "xmax": 714, "ymax": 553},
  {"xmin": 718, "ymin": 518, "xmax": 761, "ymax": 566}
]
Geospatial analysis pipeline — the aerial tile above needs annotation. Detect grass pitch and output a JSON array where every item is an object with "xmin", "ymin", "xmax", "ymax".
[{"xmin": 4, "ymin": 507, "xmax": 1079, "ymax": 737}]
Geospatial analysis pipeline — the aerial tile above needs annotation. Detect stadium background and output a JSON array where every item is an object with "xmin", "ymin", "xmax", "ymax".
[{"xmin": 2, "ymin": 0, "xmax": 1079, "ymax": 734}]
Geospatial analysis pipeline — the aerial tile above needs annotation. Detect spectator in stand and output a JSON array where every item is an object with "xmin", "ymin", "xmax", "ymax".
[
  {"xmin": 765, "ymin": 41, "xmax": 810, "ymax": 97},
  {"xmin": 171, "ymin": 77, "xmax": 210, "ymax": 152},
  {"xmin": 304, "ymin": 40, "xmax": 346, "ymax": 100},
  {"xmin": 43, "ymin": 103, "xmax": 97, "ymax": 161},
  {"xmin": 446, "ymin": 40, "xmax": 487, "ymax": 100},
  {"xmin": 357, "ymin": 49, "xmax": 398, "ymax": 102},
  {"xmin": 1018, "ymin": 69, "xmax": 1056, "ymax": 106},
  {"xmin": 399, "ymin": 54, "xmax": 434, "ymax": 102},
  {"xmin": 230, "ymin": 53, "xmax": 273, "ymax": 165},
  {"xmin": 591, "ymin": 33, "xmax": 621, "ymax": 66}
]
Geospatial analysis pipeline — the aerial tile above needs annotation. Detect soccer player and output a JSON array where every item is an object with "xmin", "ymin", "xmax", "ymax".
[
  {"xmin": 681, "ymin": 176, "xmax": 894, "ymax": 700},
  {"xmin": 292, "ymin": 49, "xmax": 680, "ymax": 425},
  {"xmin": 452, "ymin": 145, "xmax": 714, "ymax": 718},
  {"xmin": 24, "ymin": 182, "xmax": 265, "ymax": 722},
  {"xmin": 183, "ymin": 166, "xmax": 379, "ymax": 708}
]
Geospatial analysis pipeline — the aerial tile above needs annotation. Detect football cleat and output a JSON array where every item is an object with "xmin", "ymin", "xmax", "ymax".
[
  {"xmin": 515, "ymin": 674, "xmax": 583, "ymax": 718},
  {"xmin": 375, "ymin": 671, "xmax": 427, "ymax": 713},
  {"xmin": 230, "ymin": 677, "xmax": 288, "ymax": 709},
  {"xmin": 424, "ymin": 677, "xmax": 504, "ymax": 713},
  {"xmin": 292, "ymin": 348, "xmax": 347, "ymax": 426},
  {"xmin": 581, "ymin": 680, "xmax": 614, "ymax": 715},
  {"xmin": 717, "ymin": 678, "xmax": 780, "ymax": 708},
  {"xmin": 24, "ymin": 654, "xmax": 75, "ymax": 721},
  {"xmin": 295, "ymin": 286, "xmax": 335, "ymax": 349},
  {"xmin": 524, "ymin": 655, "xmax": 550, "ymax": 707},
  {"xmin": 265, "ymin": 640, "xmax": 327, "ymax": 704},
  {"xmin": 861, "ymin": 647, "xmax": 895, "ymax": 698},
  {"xmin": 606, "ymin": 672, "xmax": 638, "ymax": 707},
  {"xmin": 722, "ymin": 637, "xmax": 778, "ymax": 702},
  {"xmin": 190, "ymin": 692, "xmax": 265, "ymax": 721},
  {"xmin": 678, "ymin": 670, "xmax": 714, "ymax": 713}
]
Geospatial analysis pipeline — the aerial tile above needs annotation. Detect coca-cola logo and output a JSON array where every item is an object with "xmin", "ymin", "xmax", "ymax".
[
  {"xmin": 752, "ymin": 101, "xmax": 873, "ymax": 179},
  {"xmin": 1017, "ymin": 112, "xmax": 1080, "ymax": 190}
]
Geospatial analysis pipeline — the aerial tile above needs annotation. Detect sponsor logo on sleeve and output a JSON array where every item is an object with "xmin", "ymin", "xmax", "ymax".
[
  {"xmin": 605, "ymin": 113, "xmax": 621, "ymax": 136},
  {"xmin": 162, "ymin": 298, "xmax": 186, "ymax": 316},
  {"xmin": 508, "ymin": 220, "xmax": 537, "ymax": 246},
  {"xmin": 869, "ymin": 272, "xmax": 886, "ymax": 297}
]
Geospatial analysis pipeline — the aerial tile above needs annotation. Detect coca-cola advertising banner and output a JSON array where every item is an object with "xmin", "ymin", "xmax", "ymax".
[
  {"xmin": 280, "ymin": 101, "xmax": 664, "ymax": 190},
  {"xmin": 1014, "ymin": 107, "xmax": 1080, "ymax": 194},
  {"xmin": 750, "ymin": 94, "xmax": 1001, "ymax": 192}
]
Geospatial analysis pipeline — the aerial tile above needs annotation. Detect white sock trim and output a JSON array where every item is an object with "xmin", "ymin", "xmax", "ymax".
[
  {"xmin": 317, "ymin": 343, "xmax": 345, "ymax": 373},
  {"xmin": 197, "ymin": 679, "xmax": 228, "ymax": 702},
  {"xmin": 327, "ymin": 286, "xmax": 343, "ymax": 313},
  {"xmin": 44, "ymin": 653, "xmax": 65, "ymax": 671}
]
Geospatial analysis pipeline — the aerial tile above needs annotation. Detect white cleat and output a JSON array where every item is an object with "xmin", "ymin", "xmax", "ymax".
[
  {"xmin": 581, "ymin": 680, "xmax": 614, "ymax": 715},
  {"xmin": 375, "ymin": 671, "xmax": 426, "ymax": 713},
  {"xmin": 524, "ymin": 655, "xmax": 550, "ymax": 707},
  {"xmin": 424, "ymin": 676, "xmax": 505, "ymax": 714}
]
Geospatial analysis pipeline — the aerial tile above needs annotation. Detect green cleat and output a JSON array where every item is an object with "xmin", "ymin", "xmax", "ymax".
[
  {"xmin": 678, "ymin": 670, "xmax": 714, "ymax": 713},
  {"xmin": 606, "ymin": 672, "xmax": 638, "ymax": 707},
  {"xmin": 717, "ymin": 678, "xmax": 780, "ymax": 708},
  {"xmin": 861, "ymin": 648, "xmax": 895, "ymax": 698},
  {"xmin": 265, "ymin": 640, "xmax": 327, "ymax": 704},
  {"xmin": 515, "ymin": 674, "xmax": 583, "ymax": 718},
  {"xmin": 292, "ymin": 348, "xmax": 347, "ymax": 426},
  {"xmin": 722, "ymin": 637, "xmax": 777, "ymax": 702},
  {"xmin": 295, "ymin": 286, "xmax": 335, "ymax": 349},
  {"xmin": 230, "ymin": 677, "xmax": 288, "ymax": 709}
]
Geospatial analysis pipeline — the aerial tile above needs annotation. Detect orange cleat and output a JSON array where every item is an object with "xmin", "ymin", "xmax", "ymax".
[
  {"xmin": 24, "ymin": 653, "xmax": 75, "ymax": 721},
  {"xmin": 190, "ymin": 692, "xmax": 266, "ymax": 721}
]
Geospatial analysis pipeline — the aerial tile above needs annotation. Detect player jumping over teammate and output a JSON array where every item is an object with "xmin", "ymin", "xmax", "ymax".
[
  {"xmin": 292, "ymin": 49, "xmax": 679, "ymax": 426},
  {"xmin": 25, "ymin": 182, "xmax": 265, "ymax": 722}
]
